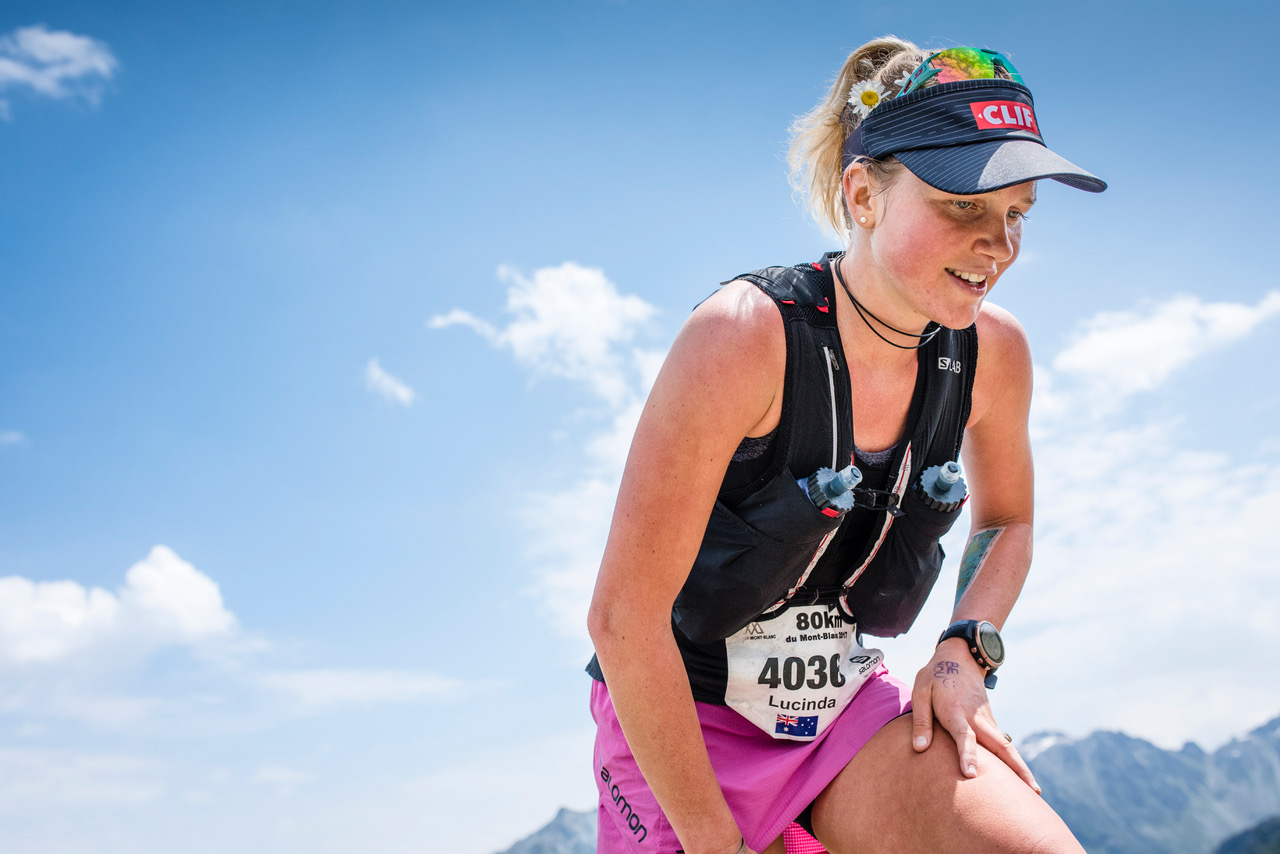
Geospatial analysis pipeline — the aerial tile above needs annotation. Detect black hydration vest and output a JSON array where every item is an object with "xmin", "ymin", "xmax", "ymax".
[{"xmin": 587, "ymin": 256, "xmax": 977, "ymax": 703}]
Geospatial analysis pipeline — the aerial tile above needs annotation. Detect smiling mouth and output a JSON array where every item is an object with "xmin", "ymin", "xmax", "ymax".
[{"xmin": 946, "ymin": 268, "xmax": 988, "ymax": 287}]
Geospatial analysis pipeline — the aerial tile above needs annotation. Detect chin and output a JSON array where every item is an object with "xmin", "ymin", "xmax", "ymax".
[{"xmin": 932, "ymin": 302, "xmax": 985, "ymax": 330}]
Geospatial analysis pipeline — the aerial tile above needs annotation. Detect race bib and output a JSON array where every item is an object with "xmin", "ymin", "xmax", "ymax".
[{"xmin": 724, "ymin": 604, "xmax": 883, "ymax": 741}]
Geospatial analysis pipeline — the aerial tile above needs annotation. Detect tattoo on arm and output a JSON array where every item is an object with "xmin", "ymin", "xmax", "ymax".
[{"xmin": 955, "ymin": 528, "xmax": 1004, "ymax": 606}]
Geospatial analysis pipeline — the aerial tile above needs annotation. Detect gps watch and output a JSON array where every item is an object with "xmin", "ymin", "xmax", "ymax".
[{"xmin": 938, "ymin": 619, "xmax": 1004, "ymax": 689}]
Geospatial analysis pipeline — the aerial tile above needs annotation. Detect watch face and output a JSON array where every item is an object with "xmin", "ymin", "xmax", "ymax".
[{"xmin": 978, "ymin": 622, "xmax": 1005, "ymax": 666}]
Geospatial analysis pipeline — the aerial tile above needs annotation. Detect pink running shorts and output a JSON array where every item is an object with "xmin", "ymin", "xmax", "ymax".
[{"xmin": 590, "ymin": 665, "xmax": 911, "ymax": 853}]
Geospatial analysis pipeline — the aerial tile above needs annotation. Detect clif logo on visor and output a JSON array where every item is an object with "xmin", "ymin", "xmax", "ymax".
[{"xmin": 969, "ymin": 101, "xmax": 1038, "ymax": 133}]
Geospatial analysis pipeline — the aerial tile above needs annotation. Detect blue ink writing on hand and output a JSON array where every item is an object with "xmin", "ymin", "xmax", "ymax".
[{"xmin": 933, "ymin": 660, "xmax": 961, "ymax": 678}]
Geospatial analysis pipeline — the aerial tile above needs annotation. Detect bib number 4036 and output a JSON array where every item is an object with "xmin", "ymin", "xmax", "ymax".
[{"xmin": 757, "ymin": 655, "xmax": 848, "ymax": 691}]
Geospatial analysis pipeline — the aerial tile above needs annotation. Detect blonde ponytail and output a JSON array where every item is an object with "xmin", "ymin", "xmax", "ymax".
[{"xmin": 788, "ymin": 36, "xmax": 928, "ymax": 239}]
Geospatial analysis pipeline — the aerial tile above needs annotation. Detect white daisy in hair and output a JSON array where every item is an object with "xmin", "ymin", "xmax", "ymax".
[
  {"xmin": 848, "ymin": 79, "xmax": 887, "ymax": 117},
  {"xmin": 892, "ymin": 68, "xmax": 914, "ymax": 94}
]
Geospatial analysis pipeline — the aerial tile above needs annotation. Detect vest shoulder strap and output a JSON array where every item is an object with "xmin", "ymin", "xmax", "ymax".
[
  {"xmin": 727, "ymin": 259, "xmax": 838, "ymax": 330},
  {"xmin": 725, "ymin": 259, "xmax": 853, "ymax": 487}
]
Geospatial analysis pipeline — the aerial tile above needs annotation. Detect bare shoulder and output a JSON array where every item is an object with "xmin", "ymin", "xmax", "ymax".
[
  {"xmin": 683, "ymin": 279, "xmax": 785, "ymax": 361},
  {"xmin": 969, "ymin": 301, "xmax": 1032, "ymax": 428},
  {"xmin": 975, "ymin": 301, "xmax": 1030, "ymax": 362},
  {"xmin": 664, "ymin": 279, "xmax": 786, "ymax": 431}
]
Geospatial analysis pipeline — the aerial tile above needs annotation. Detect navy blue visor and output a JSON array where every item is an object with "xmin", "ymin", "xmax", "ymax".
[{"xmin": 842, "ymin": 79, "xmax": 1106, "ymax": 194}]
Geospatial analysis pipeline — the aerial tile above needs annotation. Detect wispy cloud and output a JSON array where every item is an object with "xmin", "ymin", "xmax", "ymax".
[
  {"xmin": 252, "ymin": 763, "xmax": 313, "ymax": 796},
  {"xmin": 521, "ymin": 397, "xmax": 650, "ymax": 640},
  {"xmin": 430, "ymin": 263, "xmax": 658, "ymax": 406},
  {"xmin": 1045, "ymin": 292, "xmax": 1280, "ymax": 415},
  {"xmin": 0, "ymin": 748, "xmax": 165, "ymax": 812},
  {"xmin": 364, "ymin": 358, "xmax": 416, "ymax": 406},
  {"xmin": 258, "ymin": 668, "xmax": 459, "ymax": 713},
  {"xmin": 0, "ymin": 430, "xmax": 27, "ymax": 446},
  {"xmin": 431, "ymin": 263, "xmax": 663, "ymax": 641},
  {"xmin": 0, "ymin": 25, "xmax": 118, "ymax": 118}
]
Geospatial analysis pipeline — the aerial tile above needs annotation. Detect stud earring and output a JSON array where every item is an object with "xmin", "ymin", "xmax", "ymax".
[{"xmin": 859, "ymin": 216, "xmax": 868, "ymax": 224}]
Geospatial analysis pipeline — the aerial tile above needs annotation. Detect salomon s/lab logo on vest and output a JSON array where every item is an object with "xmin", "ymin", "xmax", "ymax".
[
  {"xmin": 937, "ymin": 357, "xmax": 962, "ymax": 373},
  {"xmin": 969, "ymin": 101, "xmax": 1038, "ymax": 133}
]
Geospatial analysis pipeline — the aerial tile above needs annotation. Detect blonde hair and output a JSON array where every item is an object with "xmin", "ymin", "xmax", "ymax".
[{"xmin": 788, "ymin": 36, "xmax": 929, "ymax": 238}]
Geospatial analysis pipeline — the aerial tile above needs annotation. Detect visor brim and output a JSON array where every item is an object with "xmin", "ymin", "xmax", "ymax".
[{"xmin": 895, "ymin": 139, "xmax": 1107, "ymax": 195}]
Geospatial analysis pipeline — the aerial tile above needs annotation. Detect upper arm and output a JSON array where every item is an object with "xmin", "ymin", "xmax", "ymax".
[
  {"xmin": 587, "ymin": 281, "xmax": 787, "ymax": 635},
  {"xmin": 961, "ymin": 303, "xmax": 1034, "ymax": 529}
]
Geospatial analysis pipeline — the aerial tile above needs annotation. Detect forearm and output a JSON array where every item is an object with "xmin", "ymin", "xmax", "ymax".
[
  {"xmin": 592, "ymin": 621, "xmax": 743, "ymax": 854},
  {"xmin": 912, "ymin": 306, "xmax": 1039, "ymax": 787},
  {"xmin": 914, "ymin": 520, "xmax": 1040, "ymax": 788},
  {"xmin": 950, "ymin": 519, "xmax": 1032, "ymax": 629}
]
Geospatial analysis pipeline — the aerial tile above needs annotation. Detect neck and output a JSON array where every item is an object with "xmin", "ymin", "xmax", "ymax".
[{"xmin": 833, "ymin": 253, "xmax": 937, "ymax": 359}]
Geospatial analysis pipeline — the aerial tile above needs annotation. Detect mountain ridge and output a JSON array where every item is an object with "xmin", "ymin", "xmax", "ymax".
[{"xmin": 1026, "ymin": 714, "xmax": 1280, "ymax": 854}]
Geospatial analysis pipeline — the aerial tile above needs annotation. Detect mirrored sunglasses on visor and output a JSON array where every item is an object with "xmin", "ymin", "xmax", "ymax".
[
  {"xmin": 899, "ymin": 47, "xmax": 1023, "ymax": 96},
  {"xmin": 841, "ymin": 46, "xmax": 1106, "ymax": 194}
]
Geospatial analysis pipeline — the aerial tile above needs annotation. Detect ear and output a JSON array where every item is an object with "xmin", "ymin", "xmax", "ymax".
[{"xmin": 842, "ymin": 162, "xmax": 876, "ymax": 228}]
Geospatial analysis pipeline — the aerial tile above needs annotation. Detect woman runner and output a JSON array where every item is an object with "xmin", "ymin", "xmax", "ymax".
[{"xmin": 586, "ymin": 36, "xmax": 1105, "ymax": 854}]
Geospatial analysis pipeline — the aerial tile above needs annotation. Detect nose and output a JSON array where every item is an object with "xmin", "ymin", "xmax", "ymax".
[{"xmin": 975, "ymin": 215, "xmax": 1017, "ymax": 265}]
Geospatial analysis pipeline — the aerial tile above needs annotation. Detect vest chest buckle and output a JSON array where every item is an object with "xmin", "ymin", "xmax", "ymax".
[{"xmin": 851, "ymin": 487, "xmax": 906, "ymax": 517}]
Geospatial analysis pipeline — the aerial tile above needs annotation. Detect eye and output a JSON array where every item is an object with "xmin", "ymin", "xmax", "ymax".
[
  {"xmin": 951, "ymin": 200, "xmax": 976, "ymax": 211},
  {"xmin": 1007, "ymin": 210, "xmax": 1030, "ymax": 222}
]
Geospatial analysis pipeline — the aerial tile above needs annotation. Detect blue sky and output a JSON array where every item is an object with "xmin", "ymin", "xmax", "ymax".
[{"xmin": 2, "ymin": 1, "xmax": 1278, "ymax": 852}]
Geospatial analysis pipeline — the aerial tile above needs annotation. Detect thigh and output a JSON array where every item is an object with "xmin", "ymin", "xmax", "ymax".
[{"xmin": 810, "ymin": 716, "xmax": 1084, "ymax": 854}]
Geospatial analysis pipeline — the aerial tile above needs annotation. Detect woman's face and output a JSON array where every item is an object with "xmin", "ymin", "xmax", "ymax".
[{"xmin": 855, "ymin": 167, "xmax": 1036, "ymax": 330}]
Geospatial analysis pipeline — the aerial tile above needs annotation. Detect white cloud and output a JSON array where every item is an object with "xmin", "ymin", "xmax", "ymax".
[
  {"xmin": 429, "ymin": 263, "xmax": 658, "ymax": 406},
  {"xmin": 0, "ymin": 545, "xmax": 235, "ymax": 666},
  {"xmin": 1009, "ymin": 398, "xmax": 1280, "ymax": 748},
  {"xmin": 0, "ymin": 430, "xmax": 26, "ymax": 445},
  {"xmin": 1050, "ymin": 291, "xmax": 1280, "ymax": 410},
  {"xmin": 364, "ymin": 358, "xmax": 416, "ymax": 406},
  {"xmin": 432, "ymin": 263, "xmax": 664, "ymax": 641},
  {"xmin": 522, "ymin": 474, "xmax": 622, "ymax": 641},
  {"xmin": 0, "ymin": 549, "xmax": 464, "ymax": 733},
  {"xmin": 522, "ymin": 396, "xmax": 650, "ymax": 639},
  {"xmin": 0, "ymin": 546, "xmax": 243, "ymax": 728},
  {"xmin": 0, "ymin": 25, "xmax": 117, "ymax": 114},
  {"xmin": 258, "ymin": 668, "xmax": 459, "ymax": 713}
]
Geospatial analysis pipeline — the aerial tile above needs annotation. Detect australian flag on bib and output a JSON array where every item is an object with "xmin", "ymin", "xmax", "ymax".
[{"xmin": 775, "ymin": 714, "xmax": 818, "ymax": 738}]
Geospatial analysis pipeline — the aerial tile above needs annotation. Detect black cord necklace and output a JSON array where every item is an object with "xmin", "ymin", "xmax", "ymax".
[{"xmin": 832, "ymin": 257, "xmax": 940, "ymax": 351}]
